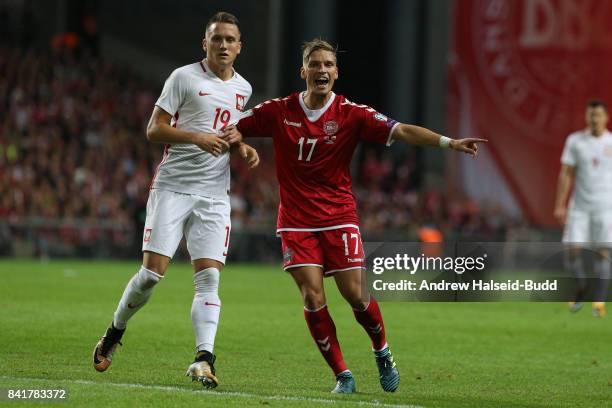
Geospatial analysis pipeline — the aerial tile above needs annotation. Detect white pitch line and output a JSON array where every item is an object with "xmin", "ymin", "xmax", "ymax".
[{"xmin": 0, "ymin": 376, "xmax": 424, "ymax": 408}]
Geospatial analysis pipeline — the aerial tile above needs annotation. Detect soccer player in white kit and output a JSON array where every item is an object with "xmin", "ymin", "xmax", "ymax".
[
  {"xmin": 92, "ymin": 12, "xmax": 259, "ymax": 388},
  {"xmin": 554, "ymin": 100, "xmax": 612, "ymax": 317}
]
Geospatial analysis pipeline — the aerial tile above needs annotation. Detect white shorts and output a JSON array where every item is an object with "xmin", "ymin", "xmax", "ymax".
[
  {"xmin": 563, "ymin": 209, "xmax": 612, "ymax": 248},
  {"xmin": 142, "ymin": 189, "xmax": 231, "ymax": 262}
]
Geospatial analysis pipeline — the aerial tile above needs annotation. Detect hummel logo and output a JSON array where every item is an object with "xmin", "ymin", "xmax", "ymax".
[
  {"xmin": 204, "ymin": 302, "xmax": 220, "ymax": 307},
  {"xmin": 199, "ymin": 91, "xmax": 212, "ymax": 96},
  {"xmin": 284, "ymin": 119, "xmax": 302, "ymax": 127},
  {"xmin": 316, "ymin": 336, "xmax": 331, "ymax": 351},
  {"xmin": 369, "ymin": 324, "xmax": 382, "ymax": 334}
]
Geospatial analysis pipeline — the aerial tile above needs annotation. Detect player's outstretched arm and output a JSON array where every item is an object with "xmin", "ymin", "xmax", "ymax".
[
  {"xmin": 553, "ymin": 164, "xmax": 575, "ymax": 225},
  {"xmin": 391, "ymin": 124, "xmax": 487, "ymax": 157},
  {"xmin": 146, "ymin": 106, "xmax": 229, "ymax": 157}
]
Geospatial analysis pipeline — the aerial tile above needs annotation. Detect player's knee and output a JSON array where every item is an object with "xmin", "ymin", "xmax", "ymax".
[
  {"xmin": 338, "ymin": 287, "xmax": 367, "ymax": 310},
  {"xmin": 566, "ymin": 247, "xmax": 582, "ymax": 261},
  {"xmin": 595, "ymin": 249, "xmax": 611, "ymax": 261},
  {"xmin": 344, "ymin": 295, "xmax": 367, "ymax": 311},
  {"xmin": 137, "ymin": 266, "xmax": 164, "ymax": 290},
  {"xmin": 301, "ymin": 288, "xmax": 325, "ymax": 310},
  {"xmin": 194, "ymin": 267, "xmax": 220, "ymax": 293},
  {"xmin": 193, "ymin": 259, "xmax": 224, "ymax": 273},
  {"xmin": 142, "ymin": 251, "xmax": 170, "ymax": 275},
  {"xmin": 142, "ymin": 262, "xmax": 166, "ymax": 276}
]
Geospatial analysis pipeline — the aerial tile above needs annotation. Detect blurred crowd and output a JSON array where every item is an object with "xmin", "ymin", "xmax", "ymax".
[
  {"xmin": 0, "ymin": 46, "xmax": 159, "ymax": 252},
  {"xmin": 0, "ymin": 45, "xmax": 521, "ymax": 257}
]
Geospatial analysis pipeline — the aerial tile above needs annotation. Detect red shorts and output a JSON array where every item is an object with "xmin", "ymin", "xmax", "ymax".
[{"xmin": 280, "ymin": 226, "xmax": 365, "ymax": 276}]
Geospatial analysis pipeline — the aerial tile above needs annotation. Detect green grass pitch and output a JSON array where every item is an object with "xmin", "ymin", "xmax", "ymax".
[{"xmin": 0, "ymin": 259, "xmax": 610, "ymax": 407}]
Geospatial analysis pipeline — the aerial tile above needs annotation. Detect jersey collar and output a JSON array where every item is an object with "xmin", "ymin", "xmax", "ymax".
[
  {"xmin": 298, "ymin": 92, "xmax": 336, "ymax": 122},
  {"xmin": 584, "ymin": 128, "xmax": 611, "ymax": 138},
  {"xmin": 200, "ymin": 59, "xmax": 237, "ymax": 82}
]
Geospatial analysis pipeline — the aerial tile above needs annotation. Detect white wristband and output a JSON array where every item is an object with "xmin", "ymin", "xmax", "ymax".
[{"xmin": 439, "ymin": 136, "xmax": 452, "ymax": 149}]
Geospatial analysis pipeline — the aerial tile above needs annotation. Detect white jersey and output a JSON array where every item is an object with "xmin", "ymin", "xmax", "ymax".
[
  {"xmin": 561, "ymin": 129, "xmax": 612, "ymax": 211},
  {"xmin": 151, "ymin": 60, "xmax": 252, "ymax": 198}
]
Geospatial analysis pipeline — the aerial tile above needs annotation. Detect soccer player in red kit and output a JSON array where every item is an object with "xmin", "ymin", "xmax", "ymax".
[{"xmin": 228, "ymin": 39, "xmax": 485, "ymax": 394}]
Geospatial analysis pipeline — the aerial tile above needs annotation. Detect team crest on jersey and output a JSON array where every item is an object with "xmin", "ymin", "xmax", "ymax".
[
  {"xmin": 235, "ymin": 94, "xmax": 246, "ymax": 111},
  {"xmin": 283, "ymin": 247, "xmax": 293, "ymax": 263},
  {"xmin": 374, "ymin": 113, "xmax": 388, "ymax": 122},
  {"xmin": 143, "ymin": 228, "xmax": 152, "ymax": 242},
  {"xmin": 323, "ymin": 121, "xmax": 338, "ymax": 136}
]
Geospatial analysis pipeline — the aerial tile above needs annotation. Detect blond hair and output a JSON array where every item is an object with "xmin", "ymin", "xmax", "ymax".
[{"xmin": 302, "ymin": 38, "xmax": 337, "ymax": 64}]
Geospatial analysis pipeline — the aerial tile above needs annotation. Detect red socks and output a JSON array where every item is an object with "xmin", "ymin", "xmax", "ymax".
[
  {"xmin": 303, "ymin": 306, "xmax": 347, "ymax": 375},
  {"xmin": 353, "ymin": 297, "xmax": 387, "ymax": 351},
  {"xmin": 304, "ymin": 299, "xmax": 387, "ymax": 375}
]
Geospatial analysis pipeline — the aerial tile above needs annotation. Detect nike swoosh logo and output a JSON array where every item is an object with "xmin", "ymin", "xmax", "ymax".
[
  {"xmin": 127, "ymin": 302, "xmax": 144, "ymax": 309},
  {"xmin": 199, "ymin": 91, "xmax": 211, "ymax": 96},
  {"xmin": 204, "ymin": 302, "xmax": 220, "ymax": 307}
]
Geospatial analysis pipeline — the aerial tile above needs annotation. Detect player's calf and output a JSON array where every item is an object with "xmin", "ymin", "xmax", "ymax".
[
  {"xmin": 113, "ymin": 266, "xmax": 163, "ymax": 329},
  {"xmin": 304, "ymin": 305, "xmax": 349, "ymax": 376},
  {"xmin": 191, "ymin": 267, "xmax": 221, "ymax": 354},
  {"xmin": 353, "ymin": 297, "xmax": 387, "ymax": 351}
]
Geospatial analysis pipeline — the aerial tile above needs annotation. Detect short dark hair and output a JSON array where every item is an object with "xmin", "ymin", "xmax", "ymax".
[
  {"xmin": 587, "ymin": 99, "xmax": 608, "ymax": 112},
  {"xmin": 302, "ymin": 38, "xmax": 337, "ymax": 64},
  {"xmin": 205, "ymin": 11, "xmax": 239, "ymax": 34}
]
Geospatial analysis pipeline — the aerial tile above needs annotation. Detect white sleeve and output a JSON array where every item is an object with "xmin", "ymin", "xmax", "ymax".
[
  {"xmin": 155, "ymin": 69, "xmax": 185, "ymax": 116},
  {"xmin": 244, "ymin": 83, "xmax": 253, "ymax": 106},
  {"xmin": 560, "ymin": 135, "xmax": 576, "ymax": 166},
  {"xmin": 229, "ymin": 81, "xmax": 253, "ymax": 126}
]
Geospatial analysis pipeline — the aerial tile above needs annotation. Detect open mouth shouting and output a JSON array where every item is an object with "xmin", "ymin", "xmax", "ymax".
[{"xmin": 314, "ymin": 76, "xmax": 330, "ymax": 90}]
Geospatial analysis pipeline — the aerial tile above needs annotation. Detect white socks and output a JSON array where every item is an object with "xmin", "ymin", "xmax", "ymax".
[
  {"xmin": 111, "ymin": 265, "xmax": 221, "ymax": 352},
  {"xmin": 113, "ymin": 266, "xmax": 163, "ymax": 330},
  {"xmin": 191, "ymin": 267, "xmax": 221, "ymax": 353}
]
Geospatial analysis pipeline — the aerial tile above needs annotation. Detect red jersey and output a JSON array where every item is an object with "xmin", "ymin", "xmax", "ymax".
[{"xmin": 236, "ymin": 92, "xmax": 398, "ymax": 231}]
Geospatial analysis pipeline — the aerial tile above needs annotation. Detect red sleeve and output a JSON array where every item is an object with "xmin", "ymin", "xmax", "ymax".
[
  {"xmin": 236, "ymin": 100, "xmax": 277, "ymax": 138},
  {"xmin": 356, "ymin": 106, "xmax": 399, "ymax": 146}
]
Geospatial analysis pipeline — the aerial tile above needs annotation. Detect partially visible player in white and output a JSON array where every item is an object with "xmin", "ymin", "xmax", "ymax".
[
  {"xmin": 92, "ymin": 12, "xmax": 259, "ymax": 388},
  {"xmin": 554, "ymin": 100, "xmax": 612, "ymax": 317}
]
